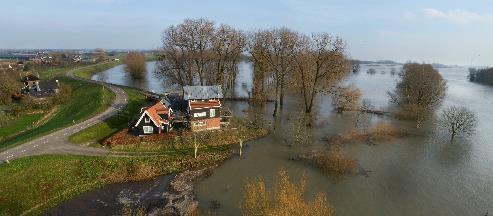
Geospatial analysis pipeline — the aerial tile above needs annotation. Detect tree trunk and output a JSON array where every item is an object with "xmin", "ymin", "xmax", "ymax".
[{"xmin": 279, "ymin": 77, "xmax": 285, "ymax": 109}]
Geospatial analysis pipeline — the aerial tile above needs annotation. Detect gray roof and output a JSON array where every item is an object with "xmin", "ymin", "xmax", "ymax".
[{"xmin": 183, "ymin": 85, "xmax": 223, "ymax": 100}]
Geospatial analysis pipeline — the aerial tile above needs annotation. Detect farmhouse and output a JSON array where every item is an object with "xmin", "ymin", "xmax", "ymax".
[
  {"xmin": 183, "ymin": 85, "xmax": 223, "ymax": 131},
  {"xmin": 20, "ymin": 74, "xmax": 60, "ymax": 99},
  {"xmin": 132, "ymin": 101, "xmax": 173, "ymax": 135}
]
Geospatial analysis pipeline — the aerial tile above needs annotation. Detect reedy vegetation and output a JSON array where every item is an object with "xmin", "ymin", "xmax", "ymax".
[{"xmin": 242, "ymin": 170, "xmax": 334, "ymax": 216}]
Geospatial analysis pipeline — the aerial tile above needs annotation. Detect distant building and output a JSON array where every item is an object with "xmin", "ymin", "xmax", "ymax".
[{"xmin": 20, "ymin": 74, "xmax": 60, "ymax": 99}]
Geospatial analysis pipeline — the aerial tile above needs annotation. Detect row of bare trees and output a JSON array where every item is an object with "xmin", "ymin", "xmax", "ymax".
[
  {"xmin": 249, "ymin": 29, "xmax": 350, "ymax": 115},
  {"xmin": 157, "ymin": 18, "xmax": 350, "ymax": 115},
  {"xmin": 157, "ymin": 18, "xmax": 245, "ymax": 93}
]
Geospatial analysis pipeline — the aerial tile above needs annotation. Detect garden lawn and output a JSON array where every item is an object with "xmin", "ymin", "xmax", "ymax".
[
  {"xmin": 0, "ymin": 78, "xmax": 115, "ymax": 150},
  {"xmin": 0, "ymin": 114, "xmax": 43, "ymax": 140},
  {"xmin": 69, "ymin": 88, "xmax": 146, "ymax": 144}
]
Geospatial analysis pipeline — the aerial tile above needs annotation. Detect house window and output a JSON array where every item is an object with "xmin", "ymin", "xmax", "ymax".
[
  {"xmin": 194, "ymin": 121, "xmax": 206, "ymax": 127},
  {"xmin": 210, "ymin": 109, "xmax": 215, "ymax": 117},
  {"xmin": 145, "ymin": 117, "xmax": 150, "ymax": 123},
  {"xmin": 193, "ymin": 112, "xmax": 207, "ymax": 118},
  {"xmin": 143, "ymin": 126, "xmax": 154, "ymax": 134}
]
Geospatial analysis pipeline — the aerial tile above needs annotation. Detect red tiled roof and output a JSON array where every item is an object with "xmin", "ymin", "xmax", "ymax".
[
  {"xmin": 146, "ymin": 102, "xmax": 170, "ymax": 125},
  {"xmin": 190, "ymin": 100, "xmax": 221, "ymax": 109}
]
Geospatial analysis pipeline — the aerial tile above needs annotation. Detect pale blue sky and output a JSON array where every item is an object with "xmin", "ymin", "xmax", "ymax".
[{"xmin": 1, "ymin": 0, "xmax": 492, "ymax": 65}]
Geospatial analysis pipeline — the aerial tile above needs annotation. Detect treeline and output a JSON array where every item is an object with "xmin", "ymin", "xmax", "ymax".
[
  {"xmin": 469, "ymin": 67, "xmax": 493, "ymax": 85},
  {"xmin": 157, "ymin": 18, "xmax": 351, "ymax": 115}
]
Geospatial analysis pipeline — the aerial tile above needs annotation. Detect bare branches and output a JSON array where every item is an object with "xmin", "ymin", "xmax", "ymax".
[
  {"xmin": 291, "ymin": 33, "xmax": 350, "ymax": 113},
  {"xmin": 157, "ymin": 18, "xmax": 245, "ymax": 94},
  {"xmin": 437, "ymin": 106, "xmax": 478, "ymax": 141}
]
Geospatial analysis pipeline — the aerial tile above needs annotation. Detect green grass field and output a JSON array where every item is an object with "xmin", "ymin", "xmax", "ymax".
[
  {"xmin": 69, "ymin": 88, "xmax": 146, "ymax": 144},
  {"xmin": 0, "ymin": 78, "xmax": 115, "ymax": 150},
  {"xmin": 73, "ymin": 61, "xmax": 122, "ymax": 79},
  {"xmin": 0, "ymin": 114, "xmax": 43, "ymax": 140},
  {"xmin": 37, "ymin": 65, "xmax": 76, "ymax": 80}
]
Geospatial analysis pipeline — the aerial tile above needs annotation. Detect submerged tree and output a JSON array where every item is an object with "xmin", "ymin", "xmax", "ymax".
[
  {"xmin": 351, "ymin": 59, "xmax": 361, "ymax": 73},
  {"xmin": 389, "ymin": 63, "xmax": 447, "ymax": 109},
  {"xmin": 330, "ymin": 86, "xmax": 361, "ymax": 113},
  {"xmin": 437, "ymin": 106, "xmax": 478, "ymax": 141},
  {"xmin": 242, "ymin": 170, "xmax": 334, "ymax": 216},
  {"xmin": 248, "ymin": 28, "xmax": 299, "ymax": 116},
  {"xmin": 157, "ymin": 18, "xmax": 245, "ymax": 94},
  {"xmin": 125, "ymin": 52, "xmax": 147, "ymax": 79},
  {"xmin": 389, "ymin": 63, "xmax": 447, "ymax": 125},
  {"xmin": 291, "ymin": 33, "xmax": 350, "ymax": 113}
]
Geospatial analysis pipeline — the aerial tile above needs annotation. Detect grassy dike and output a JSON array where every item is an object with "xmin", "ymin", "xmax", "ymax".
[
  {"xmin": 0, "ymin": 77, "xmax": 115, "ymax": 150},
  {"xmin": 73, "ymin": 60, "xmax": 122, "ymax": 79},
  {"xmin": 69, "ymin": 88, "xmax": 146, "ymax": 144}
]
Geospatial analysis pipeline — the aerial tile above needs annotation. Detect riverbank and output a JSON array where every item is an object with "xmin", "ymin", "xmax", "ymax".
[{"xmin": 0, "ymin": 119, "xmax": 268, "ymax": 215}]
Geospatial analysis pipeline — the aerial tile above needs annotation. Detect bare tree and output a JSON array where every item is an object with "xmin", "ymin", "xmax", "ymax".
[
  {"xmin": 367, "ymin": 68, "xmax": 376, "ymax": 75},
  {"xmin": 248, "ymin": 28, "xmax": 299, "ymax": 116},
  {"xmin": 437, "ymin": 106, "xmax": 478, "ymax": 141},
  {"xmin": 291, "ymin": 33, "xmax": 350, "ymax": 113},
  {"xmin": 248, "ymin": 30, "xmax": 274, "ymax": 103},
  {"xmin": 210, "ymin": 24, "xmax": 245, "ymax": 95},
  {"xmin": 158, "ymin": 18, "xmax": 215, "ymax": 86},
  {"xmin": 157, "ymin": 18, "xmax": 246, "ymax": 93},
  {"xmin": 351, "ymin": 59, "xmax": 361, "ymax": 73}
]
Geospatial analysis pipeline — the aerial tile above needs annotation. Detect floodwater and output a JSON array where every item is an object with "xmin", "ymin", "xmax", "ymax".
[
  {"xmin": 85, "ymin": 62, "xmax": 493, "ymax": 215},
  {"xmin": 47, "ymin": 175, "xmax": 172, "ymax": 215}
]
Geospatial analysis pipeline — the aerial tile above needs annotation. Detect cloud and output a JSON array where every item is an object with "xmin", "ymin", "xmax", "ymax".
[
  {"xmin": 421, "ymin": 8, "xmax": 492, "ymax": 24},
  {"xmin": 402, "ymin": 11, "xmax": 417, "ymax": 20}
]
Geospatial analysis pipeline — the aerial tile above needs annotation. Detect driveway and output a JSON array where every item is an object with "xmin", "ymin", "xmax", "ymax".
[{"xmin": 0, "ymin": 66, "xmax": 129, "ymax": 161}]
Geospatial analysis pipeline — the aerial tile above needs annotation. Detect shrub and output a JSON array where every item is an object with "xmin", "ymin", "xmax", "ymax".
[
  {"xmin": 368, "ymin": 122, "xmax": 399, "ymax": 141},
  {"xmin": 330, "ymin": 86, "xmax": 361, "ymax": 113},
  {"xmin": 388, "ymin": 63, "xmax": 447, "ymax": 117},
  {"xmin": 242, "ymin": 170, "xmax": 334, "ymax": 216},
  {"xmin": 312, "ymin": 148, "xmax": 357, "ymax": 176},
  {"xmin": 125, "ymin": 52, "xmax": 147, "ymax": 79}
]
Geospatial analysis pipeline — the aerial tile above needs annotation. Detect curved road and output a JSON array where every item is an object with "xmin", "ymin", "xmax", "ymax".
[{"xmin": 0, "ymin": 65, "xmax": 129, "ymax": 161}]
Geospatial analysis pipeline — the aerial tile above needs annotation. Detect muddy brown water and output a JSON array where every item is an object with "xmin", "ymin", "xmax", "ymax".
[
  {"xmin": 46, "ymin": 175, "xmax": 172, "ymax": 215},
  {"xmin": 53, "ymin": 62, "xmax": 493, "ymax": 215}
]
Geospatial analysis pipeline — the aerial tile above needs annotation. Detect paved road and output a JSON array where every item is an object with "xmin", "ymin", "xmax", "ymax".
[{"xmin": 0, "ymin": 65, "xmax": 129, "ymax": 161}]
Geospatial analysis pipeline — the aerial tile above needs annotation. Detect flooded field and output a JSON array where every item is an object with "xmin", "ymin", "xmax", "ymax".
[{"xmin": 81, "ymin": 62, "xmax": 493, "ymax": 215}]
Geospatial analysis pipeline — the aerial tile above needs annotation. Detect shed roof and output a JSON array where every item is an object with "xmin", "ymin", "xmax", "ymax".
[{"xmin": 183, "ymin": 85, "xmax": 223, "ymax": 100}]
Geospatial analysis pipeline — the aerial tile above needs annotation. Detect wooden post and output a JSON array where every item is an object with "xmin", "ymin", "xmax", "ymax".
[
  {"xmin": 194, "ymin": 134, "xmax": 198, "ymax": 158},
  {"xmin": 239, "ymin": 139, "xmax": 243, "ymax": 157}
]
